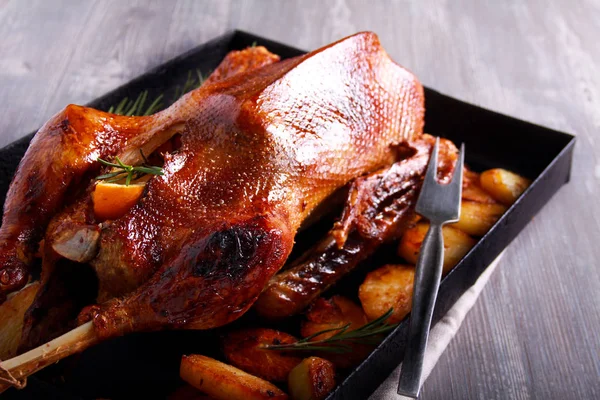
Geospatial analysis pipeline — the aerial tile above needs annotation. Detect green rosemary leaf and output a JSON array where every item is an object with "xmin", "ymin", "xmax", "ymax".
[
  {"xmin": 115, "ymin": 156, "xmax": 128, "ymax": 169},
  {"xmin": 95, "ymin": 171, "xmax": 124, "ymax": 180},
  {"xmin": 264, "ymin": 308, "xmax": 398, "ymax": 354},
  {"xmin": 125, "ymin": 91, "xmax": 143, "ymax": 117},
  {"xmin": 196, "ymin": 69, "xmax": 204, "ymax": 86},
  {"xmin": 143, "ymin": 94, "xmax": 164, "ymax": 116},
  {"xmin": 115, "ymin": 98, "xmax": 127, "ymax": 114},
  {"xmin": 300, "ymin": 324, "xmax": 349, "ymax": 342},
  {"xmin": 107, "ymin": 67, "xmax": 211, "ymax": 117},
  {"xmin": 133, "ymin": 166, "xmax": 164, "ymax": 176},
  {"xmin": 140, "ymin": 90, "xmax": 150, "ymax": 114},
  {"xmin": 97, "ymin": 158, "xmax": 122, "ymax": 168},
  {"xmin": 356, "ymin": 308, "xmax": 394, "ymax": 331},
  {"xmin": 183, "ymin": 71, "xmax": 194, "ymax": 93},
  {"xmin": 136, "ymin": 90, "xmax": 148, "ymax": 115},
  {"xmin": 96, "ymin": 156, "xmax": 164, "ymax": 185},
  {"xmin": 329, "ymin": 323, "xmax": 352, "ymax": 339},
  {"xmin": 105, "ymin": 174, "xmax": 128, "ymax": 183},
  {"xmin": 126, "ymin": 90, "xmax": 147, "ymax": 116},
  {"xmin": 125, "ymin": 172, "xmax": 132, "ymax": 186},
  {"xmin": 114, "ymin": 97, "xmax": 130, "ymax": 115}
]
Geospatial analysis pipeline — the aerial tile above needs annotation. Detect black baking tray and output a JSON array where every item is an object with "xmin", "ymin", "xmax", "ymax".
[{"xmin": 0, "ymin": 30, "xmax": 575, "ymax": 400}]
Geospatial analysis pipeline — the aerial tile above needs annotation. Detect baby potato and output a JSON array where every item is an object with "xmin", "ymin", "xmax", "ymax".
[
  {"xmin": 300, "ymin": 296, "xmax": 368, "ymax": 341},
  {"xmin": 462, "ymin": 169, "xmax": 498, "ymax": 204},
  {"xmin": 301, "ymin": 296, "xmax": 372, "ymax": 369},
  {"xmin": 462, "ymin": 183, "xmax": 498, "ymax": 204},
  {"xmin": 0, "ymin": 282, "xmax": 40, "ymax": 360},
  {"xmin": 180, "ymin": 354, "xmax": 288, "ymax": 400},
  {"xmin": 288, "ymin": 357, "xmax": 336, "ymax": 400},
  {"xmin": 480, "ymin": 168, "xmax": 531, "ymax": 205},
  {"xmin": 222, "ymin": 328, "xmax": 302, "ymax": 382},
  {"xmin": 453, "ymin": 201, "xmax": 507, "ymax": 237},
  {"xmin": 398, "ymin": 223, "xmax": 476, "ymax": 274},
  {"xmin": 358, "ymin": 264, "xmax": 414, "ymax": 323}
]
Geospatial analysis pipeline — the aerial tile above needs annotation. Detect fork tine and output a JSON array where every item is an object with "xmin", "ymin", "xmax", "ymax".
[
  {"xmin": 455, "ymin": 143, "xmax": 465, "ymax": 177},
  {"xmin": 450, "ymin": 143, "xmax": 465, "ymax": 194},
  {"xmin": 423, "ymin": 137, "xmax": 440, "ymax": 185},
  {"xmin": 415, "ymin": 137, "xmax": 440, "ymax": 215},
  {"xmin": 446, "ymin": 143, "xmax": 465, "ymax": 219}
]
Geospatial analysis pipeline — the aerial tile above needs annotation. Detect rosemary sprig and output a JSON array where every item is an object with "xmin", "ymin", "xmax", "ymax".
[
  {"xmin": 96, "ymin": 151, "xmax": 164, "ymax": 186},
  {"xmin": 100, "ymin": 69, "xmax": 206, "ymax": 184},
  {"xmin": 264, "ymin": 309, "xmax": 398, "ymax": 354},
  {"xmin": 173, "ymin": 69, "xmax": 205, "ymax": 100},
  {"xmin": 107, "ymin": 90, "xmax": 164, "ymax": 116},
  {"xmin": 108, "ymin": 69, "xmax": 205, "ymax": 117}
]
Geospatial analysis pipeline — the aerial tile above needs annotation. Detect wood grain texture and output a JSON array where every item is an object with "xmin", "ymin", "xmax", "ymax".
[{"xmin": 0, "ymin": 0, "xmax": 598, "ymax": 399}]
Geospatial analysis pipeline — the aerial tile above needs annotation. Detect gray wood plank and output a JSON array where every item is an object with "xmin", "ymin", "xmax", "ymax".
[{"xmin": 0, "ymin": 0, "xmax": 598, "ymax": 399}]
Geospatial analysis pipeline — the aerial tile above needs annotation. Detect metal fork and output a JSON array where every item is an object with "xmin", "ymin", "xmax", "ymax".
[{"xmin": 397, "ymin": 137, "xmax": 465, "ymax": 398}]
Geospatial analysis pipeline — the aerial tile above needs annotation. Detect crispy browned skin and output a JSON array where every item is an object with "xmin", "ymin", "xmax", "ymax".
[
  {"xmin": 3, "ymin": 32, "xmax": 425, "ymax": 340},
  {"xmin": 0, "ymin": 46, "xmax": 280, "ymax": 304},
  {"xmin": 254, "ymin": 136, "xmax": 457, "ymax": 319},
  {"xmin": 203, "ymin": 45, "xmax": 280, "ymax": 85},
  {"xmin": 82, "ymin": 32, "xmax": 424, "ymax": 338},
  {"xmin": 17, "ymin": 47, "xmax": 282, "ymax": 350},
  {"xmin": 89, "ymin": 32, "xmax": 424, "ymax": 307},
  {"xmin": 0, "ymin": 108, "xmax": 155, "ymax": 301}
]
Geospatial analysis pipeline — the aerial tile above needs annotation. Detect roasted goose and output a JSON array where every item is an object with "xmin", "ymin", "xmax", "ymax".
[{"xmin": 0, "ymin": 32, "xmax": 428, "ymax": 388}]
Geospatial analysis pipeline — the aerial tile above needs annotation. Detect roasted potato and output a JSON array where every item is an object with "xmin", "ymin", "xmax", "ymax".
[
  {"xmin": 398, "ymin": 223, "xmax": 476, "ymax": 274},
  {"xmin": 300, "ymin": 296, "xmax": 367, "ymax": 341},
  {"xmin": 223, "ymin": 328, "xmax": 302, "ymax": 382},
  {"xmin": 480, "ymin": 168, "xmax": 531, "ymax": 205},
  {"xmin": 358, "ymin": 264, "xmax": 414, "ymax": 323},
  {"xmin": 462, "ymin": 169, "xmax": 498, "ymax": 204},
  {"xmin": 180, "ymin": 354, "xmax": 288, "ymax": 400},
  {"xmin": 453, "ymin": 201, "xmax": 507, "ymax": 237},
  {"xmin": 0, "ymin": 282, "xmax": 40, "ymax": 360},
  {"xmin": 301, "ymin": 296, "xmax": 372, "ymax": 368},
  {"xmin": 288, "ymin": 357, "xmax": 336, "ymax": 400}
]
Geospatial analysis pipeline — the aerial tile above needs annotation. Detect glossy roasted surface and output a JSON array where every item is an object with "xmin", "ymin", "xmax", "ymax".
[
  {"xmin": 1, "ymin": 32, "xmax": 425, "ymax": 340},
  {"xmin": 86, "ymin": 31, "xmax": 425, "ymax": 336},
  {"xmin": 18, "ymin": 45, "xmax": 286, "ymax": 349}
]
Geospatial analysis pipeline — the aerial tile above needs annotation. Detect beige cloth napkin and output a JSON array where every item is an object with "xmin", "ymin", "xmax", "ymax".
[{"xmin": 369, "ymin": 253, "xmax": 504, "ymax": 399}]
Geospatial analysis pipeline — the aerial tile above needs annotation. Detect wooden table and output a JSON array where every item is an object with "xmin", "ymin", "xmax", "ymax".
[{"xmin": 0, "ymin": 1, "xmax": 598, "ymax": 398}]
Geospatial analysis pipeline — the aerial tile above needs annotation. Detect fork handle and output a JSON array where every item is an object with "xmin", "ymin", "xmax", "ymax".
[{"xmin": 398, "ymin": 222, "xmax": 444, "ymax": 398}]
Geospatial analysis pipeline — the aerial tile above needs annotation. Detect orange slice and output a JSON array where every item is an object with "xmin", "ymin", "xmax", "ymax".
[{"xmin": 92, "ymin": 182, "xmax": 145, "ymax": 221}]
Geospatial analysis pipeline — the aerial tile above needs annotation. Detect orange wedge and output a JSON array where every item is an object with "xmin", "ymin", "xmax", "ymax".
[{"xmin": 92, "ymin": 182, "xmax": 146, "ymax": 221}]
